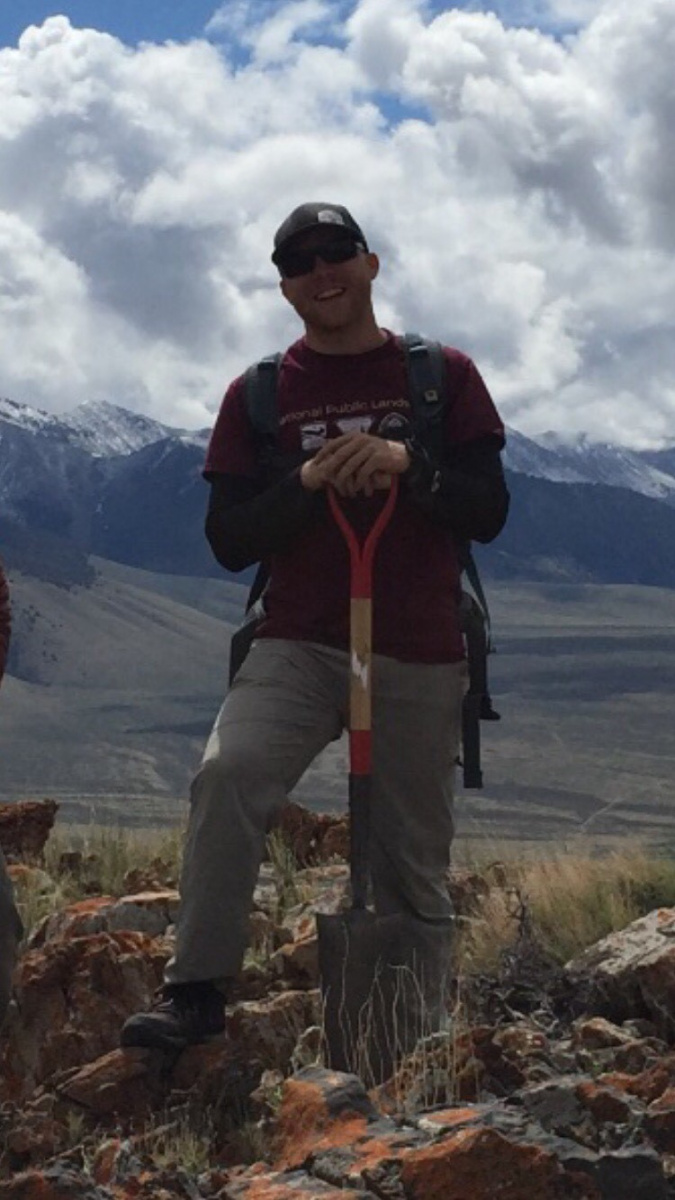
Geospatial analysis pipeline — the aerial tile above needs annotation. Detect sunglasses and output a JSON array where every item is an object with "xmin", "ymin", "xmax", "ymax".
[{"xmin": 278, "ymin": 237, "xmax": 365, "ymax": 279}]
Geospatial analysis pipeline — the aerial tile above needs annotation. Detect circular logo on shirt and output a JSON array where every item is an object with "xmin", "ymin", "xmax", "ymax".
[{"xmin": 377, "ymin": 413, "xmax": 411, "ymax": 439}]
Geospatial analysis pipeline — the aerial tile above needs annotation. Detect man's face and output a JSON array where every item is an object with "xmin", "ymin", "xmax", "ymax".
[{"xmin": 278, "ymin": 228, "xmax": 379, "ymax": 335}]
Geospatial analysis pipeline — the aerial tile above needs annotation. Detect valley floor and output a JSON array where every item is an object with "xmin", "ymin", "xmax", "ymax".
[{"xmin": 1, "ymin": 567, "xmax": 674, "ymax": 851}]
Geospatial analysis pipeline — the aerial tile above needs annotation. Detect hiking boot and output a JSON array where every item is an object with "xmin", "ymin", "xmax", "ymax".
[{"xmin": 120, "ymin": 981, "xmax": 226, "ymax": 1051}]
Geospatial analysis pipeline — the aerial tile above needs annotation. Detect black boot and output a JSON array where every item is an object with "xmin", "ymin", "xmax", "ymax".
[{"xmin": 120, "ymin": 980, "xmax": 226, "ymax": 1051}]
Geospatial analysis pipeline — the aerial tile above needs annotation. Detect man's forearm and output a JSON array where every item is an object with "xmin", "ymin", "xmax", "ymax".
[
  {"xmin": 205, "ymin": 471, "xmax": 323, "ymax": 571},
  {"xmin": 403, "ymin": 435, "xmax": 510, "ymax": 543}
]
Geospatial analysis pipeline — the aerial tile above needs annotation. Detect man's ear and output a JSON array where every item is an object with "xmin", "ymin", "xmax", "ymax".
[{"xmin": 366, "ymin": 252, "xmax": 380, "ymax": 280}]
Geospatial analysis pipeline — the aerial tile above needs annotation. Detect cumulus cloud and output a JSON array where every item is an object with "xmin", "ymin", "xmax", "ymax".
[
  {"xmin": 207, "ymin": 0, "xmax": 336, "ymax": 64},
  {"xmin": 0, "ymin": 1, "xmax": 673, "ymax": 445}
]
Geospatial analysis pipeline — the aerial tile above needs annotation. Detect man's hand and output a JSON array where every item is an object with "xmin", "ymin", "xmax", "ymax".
[
  {"xmin": 300, "ymin": 453, "xmax": 338, "ymax": 493},
  {"xmin": 301, "ymin": 432, "xmax": 410, "ymax": 497}
]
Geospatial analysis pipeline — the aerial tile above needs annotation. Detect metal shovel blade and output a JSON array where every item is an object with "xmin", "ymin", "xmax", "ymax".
[{"xmin": 317, "ymin": 906, "xmax": 453, "ymax": 1087}]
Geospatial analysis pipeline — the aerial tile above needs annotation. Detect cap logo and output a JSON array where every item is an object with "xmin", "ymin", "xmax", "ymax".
[{"xmin": 317, "ymin": 209, "xmax": 345, "ymax": 226}]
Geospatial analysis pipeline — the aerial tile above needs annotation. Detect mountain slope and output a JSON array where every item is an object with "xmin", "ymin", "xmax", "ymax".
[
  {"xmin": 474, "ymin": 470, "xmax": 675, "ymax": 587},
  {"xmin": 93, "ymin": 439, "xmax": 219, "ymax": 576},
  {"xmin": 0, "ymin": 560, "xmax": 240, "ymax": 816}
]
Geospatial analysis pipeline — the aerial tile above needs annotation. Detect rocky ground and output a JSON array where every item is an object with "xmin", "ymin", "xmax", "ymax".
[{"xmin": 2, "ymin": 801, "xmax": 675, "ymax": 1198}]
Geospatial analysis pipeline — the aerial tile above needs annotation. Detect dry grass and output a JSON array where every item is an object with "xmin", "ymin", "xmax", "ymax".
[
  {"xmin": 265, "ymin": 828, "xmax": 308, "ymax": 920},
  {"xmin": 457, "ymin": 847, "xmax": 675, "ymax": 970},
  {"xmin": 13, "ymin": 823, "xmax": 185, "ymax": 939},
  {"xmin": 44, "ymin": 823, "xmax": 185, "ymax": 896},
  {"xmin": 11, "ymin": 869, "xmax": 72, "ymax": 940},
  {"xmin": 14, "ymin": 819, "xmax": 675, "ymax": 968},
  {"xmin": 520, "ymin": 849, "xmax": 675, "ymax": 963},
  {"xmin": 136, "ymin": 1110, "xmax": 219, "ymax": 1175}
]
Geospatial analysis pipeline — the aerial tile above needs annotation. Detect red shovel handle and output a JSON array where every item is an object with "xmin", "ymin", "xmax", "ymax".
[
  {"xmin": 328, "ymin": 475, "xmax": 399, "ymax": 774},
  {"xmin": 328, "ymin": 477, "xmax": 399, "ymax": 599},
  {"xmin": 329, "ymin": 477, "xmax": 398, "ymax": 909}
]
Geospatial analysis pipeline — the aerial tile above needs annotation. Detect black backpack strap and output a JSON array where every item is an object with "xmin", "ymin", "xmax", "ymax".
[
  {"xmin": 399, "ymin": 332, "xmax": 447, "ymax": 462},
  {"xmin": 243, "ymin": 352, "xmax": 283, "ymax": 457},
  {"xmin": 246, "ymin": 561, "xmax": 269, "ymax": 612},
  {"xmin": 461, "ymin": 545, "xmax": 493, "ymax": 651},
  {"xmin": 239, "ymin": 352, "xmax": 283, "ymax": 618},
  {"xmin": 400, "ymin": 337, "xmax": 500, "ymax": 785}
]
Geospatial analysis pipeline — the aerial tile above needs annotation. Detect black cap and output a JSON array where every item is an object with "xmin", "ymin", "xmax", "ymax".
[{"xmin": 271, "ymin": 202, "xmax": 368, "ymax": 264}]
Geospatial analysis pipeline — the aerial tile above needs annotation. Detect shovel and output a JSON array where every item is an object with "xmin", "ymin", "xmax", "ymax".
[{"xmin": 317, "ymin": 475, "xmax": 454, "ymax": 1087}]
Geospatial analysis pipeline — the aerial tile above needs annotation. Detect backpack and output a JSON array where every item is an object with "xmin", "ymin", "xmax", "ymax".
[{"xmin": 228, "ymin": 333, "xmax": 500, "ymax": 788}]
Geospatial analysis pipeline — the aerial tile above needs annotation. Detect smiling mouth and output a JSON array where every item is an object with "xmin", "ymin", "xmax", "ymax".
[{"xmin": 315, "ymin": 288, "xmax": 345, "ymax": 301}]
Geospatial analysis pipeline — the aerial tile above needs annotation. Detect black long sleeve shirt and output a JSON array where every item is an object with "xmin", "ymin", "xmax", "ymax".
[{"xmin": 205, "ymin": 433, "xmax": 509, "ymax": 574}]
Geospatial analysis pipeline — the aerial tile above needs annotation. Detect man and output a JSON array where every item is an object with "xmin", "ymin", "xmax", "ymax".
[
  {"xmin": 122, "ymin": 202, "xmax": 509, "ymax": 1050},
  {"xmin": 0, "ymin": 559, "xmax": 23, "ymax": 1027}
]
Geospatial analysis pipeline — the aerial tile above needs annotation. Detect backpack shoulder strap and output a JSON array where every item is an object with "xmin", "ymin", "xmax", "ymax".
[
  {"xmin": 243, "ymin": 352, "xmax": 283, "ymax": 451},
  {"xmin": 241, "ymin": 352, "xmax": 283, "ymax": 613},
  {"xmin": 401, "ymin": 334, "xmax": 492, "ymax": 628},
  {"xmin": 399, "ymin": 332, "xmax": 447, "ymax": 462},
  {"xmin": 461, "ymin": 544, "xmax": 493, "ymax": 651}
]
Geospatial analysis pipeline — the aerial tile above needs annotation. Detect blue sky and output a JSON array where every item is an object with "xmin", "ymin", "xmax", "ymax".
[
  {"xmin": 0, "ymin": 2, "xmax": 220, "ymax": 48},
  {"xmin": 0, "ymin": 0, "xmax": 672, "ymax": 447},
  {"xmin": 0, "ymin": 0, "xmax": 584, "ymax": 51}
]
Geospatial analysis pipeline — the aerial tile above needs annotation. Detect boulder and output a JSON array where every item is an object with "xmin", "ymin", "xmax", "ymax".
[
  {"xmin": 0, "ymin": 930, "xmax": 169, "ymax": 1102},
  {"xmin": 274, "ymin": 803, "xmax": 349, "ymax": 867},
  {"xmin": 571, "ymin": 1017, "xmax": 639, "ymax": 1051},
  {"xmin": 564, "ymin": 908, "xmax": 675, "ymax": 1038},
  {"xmin": 55, "ymin": 1047, "xmax": 167, "ymax": 1119},
  {"xmin": 0, "ymin": 800, "xmax": 58, "ymax": 863},
  {"xmin": 270, "ymin": 933, "xmax": 319, "ymax": 988},
  {"xmin": 645, "ymin": 1087, "xmax": 675, "ymax": 1152},
  {"xmin": 29, "ymin": 891, "xmax": 179, "ymax": 946},
  {"xmin": 227, "ymin": 990, "xmax": 321, "ymax": 1074},
  {"xmin": 222, "ymin": 1166, "xmax": 368, "ymax": 1197},
  {"xmin": 272, "ymin": 1068, "xmax": 603, "ymax": 1199},
  {"xmin": 0, "ymin": 1166, "xmax": 110, "ymax": 1199},
  {"xmin": 399, "ymin": 1126, "xmax": 600, "ymax": 1200},
  {"xmin": 272, "ymin": 1066, "xmax": 381, "ymax": 1170}
]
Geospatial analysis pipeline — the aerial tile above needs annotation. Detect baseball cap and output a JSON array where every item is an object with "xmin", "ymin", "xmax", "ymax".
[{"xmin": 271, "ymin": 202, "xmax": 368, "ymax": 264}]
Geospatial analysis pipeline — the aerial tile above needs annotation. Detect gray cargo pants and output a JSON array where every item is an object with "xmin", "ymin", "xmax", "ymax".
[{"xmin": 165, "ymin": 639, "xmax": 466, "ymax": 986}]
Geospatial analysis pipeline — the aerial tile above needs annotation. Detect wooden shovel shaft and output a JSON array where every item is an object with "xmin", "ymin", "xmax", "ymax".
[
  {"xmin": 328, "ymin": 478, "xmax": 399, "ymax": 909},
  {"xmin": 348, "ymin": 596, "xmax": 372, "ymax": 776}
]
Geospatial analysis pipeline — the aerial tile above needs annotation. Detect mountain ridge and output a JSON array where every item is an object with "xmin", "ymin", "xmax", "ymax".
[
  {"xmin": 3, "ymin": 394, "xmax": 675, "ymax": 589},
  {"xmin": 3, "ymin": 392, "xmax": 675, "ymax": 498}
]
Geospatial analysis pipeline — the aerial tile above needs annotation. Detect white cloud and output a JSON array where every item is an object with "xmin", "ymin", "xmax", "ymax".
[{"xmin": 0, "ymin": 2, "xmax": 673, "ymax": 446}]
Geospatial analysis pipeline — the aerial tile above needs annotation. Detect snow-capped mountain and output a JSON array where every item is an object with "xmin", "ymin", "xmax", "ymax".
[
  {"xmin": 4, "ymin": 394, "xmax": 675, "ymax": 588},
  {"xmin": 0, "ymin": 397, "xmax": 208, "ymax": 457},
  {"xmin": 3, "ymin": 395, "xmax": 675, "ymax": 503},
  {"xmin": 503, "ymin": 427, "xmax": 675, "ymax": 506}
]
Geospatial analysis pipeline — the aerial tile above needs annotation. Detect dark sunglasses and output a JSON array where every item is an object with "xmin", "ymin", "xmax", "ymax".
[{"xmin": 278, "ymin": 238, "xmax": 365, "ymax": 279}]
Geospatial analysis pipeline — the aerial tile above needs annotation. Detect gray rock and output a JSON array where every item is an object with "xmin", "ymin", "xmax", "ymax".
[{"xmin": 595, "ymin": 1147, "xmax": 668, "ymax": 1200}]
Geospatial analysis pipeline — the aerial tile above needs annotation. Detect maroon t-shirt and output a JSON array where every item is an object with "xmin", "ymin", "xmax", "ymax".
[{"xmin": 204, "ymin": 332, "xmax": 504, "ymax": 663}]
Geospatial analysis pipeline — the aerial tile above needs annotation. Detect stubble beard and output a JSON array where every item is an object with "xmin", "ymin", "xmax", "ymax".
[{"xmin": 296, "ymin": 281, "xmax": 372, "ymax": 340}]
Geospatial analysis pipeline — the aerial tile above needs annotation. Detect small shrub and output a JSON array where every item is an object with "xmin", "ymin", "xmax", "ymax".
[
  {"xmin": 266, "ymin": 829, "xmax": 306, "ymax": 920},
  {"xmin": 12, "ymin": 869, "xmax": 74, "ymax": 941},
  {"xmin": 139, "ymin": 1110, "xmax": 218, "ymax": 1175}
]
